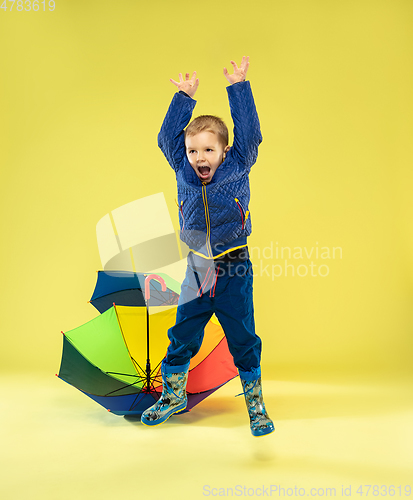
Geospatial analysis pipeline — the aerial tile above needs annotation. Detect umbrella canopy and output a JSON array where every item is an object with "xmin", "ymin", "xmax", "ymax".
[
  {"xmin": 58, "ymin": 304, "xmax": 238, "ymax": 415},
  {"xmin": 90, "ymin": 270, "xmax": 180, "ymax": 312}
]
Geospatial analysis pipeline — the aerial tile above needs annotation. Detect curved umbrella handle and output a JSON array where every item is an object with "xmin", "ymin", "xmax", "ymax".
[{"xmin": 145, "ymin": 274, "xmax": 167, "ymax": 301}]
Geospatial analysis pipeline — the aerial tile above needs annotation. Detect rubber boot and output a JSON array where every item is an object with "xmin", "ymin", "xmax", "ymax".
[
  {"xmin": 141, "ymin": 367, "xmax": 188, "ymax": 426},
  {"xmin": 239, "ymin": 376, "xmax": 275, "ymax": 437}
]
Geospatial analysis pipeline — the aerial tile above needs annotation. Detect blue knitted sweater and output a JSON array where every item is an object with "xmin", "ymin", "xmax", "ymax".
[{"xmin": 158, "ymin": 80, "xmax": 262, "ymax": 259}]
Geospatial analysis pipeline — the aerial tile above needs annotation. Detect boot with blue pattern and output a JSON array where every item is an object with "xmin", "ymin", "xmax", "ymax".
[
  {"xmin": 141, "ymin": 367, "xmax": 188, "ymax": 426},
  {"xmin": 239, "ymin": 376, "xmax": 275, "ymax": 437}
]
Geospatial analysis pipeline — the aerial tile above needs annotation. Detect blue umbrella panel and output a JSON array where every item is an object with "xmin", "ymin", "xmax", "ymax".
[{"xmin": 90, "ymin": 270, "xmax": 179, "ymax": 312}]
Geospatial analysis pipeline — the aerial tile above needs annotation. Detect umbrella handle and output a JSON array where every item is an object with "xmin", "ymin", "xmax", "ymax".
[{"xmin": 145, "ymin": 274, "xmax": 167, "ymax": 301}]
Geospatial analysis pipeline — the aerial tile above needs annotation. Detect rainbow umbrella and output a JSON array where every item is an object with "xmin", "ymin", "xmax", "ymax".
[{"xmin": 58, "ymin": 275, "xmax": 237, "ymax": 415}]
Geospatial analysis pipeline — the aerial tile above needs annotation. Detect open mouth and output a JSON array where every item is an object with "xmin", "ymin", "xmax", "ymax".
[{"xmin": 197, "ymin": 166, "xmax": 211, "ymax": 180}]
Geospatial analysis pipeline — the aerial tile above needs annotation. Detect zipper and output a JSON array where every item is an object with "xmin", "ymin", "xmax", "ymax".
[
  {"xmin": 235, "ymin": 198, "xmax": 249, "ymax": 230},
  {"xmin": 202, "ymin": 183, "xmax": 213, "ymax": 258},
  {"xmin": 179, "ymin": 201, "xmax": 185, "ymax": 232},
  {"xmin": 175, "ymin": 199, "xmax": 185, "ymax": 232}
]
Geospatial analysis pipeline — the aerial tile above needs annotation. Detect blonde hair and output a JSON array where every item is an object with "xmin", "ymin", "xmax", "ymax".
[{"xmin": 185, "ymin": 115, "xmax": 229, "ymax": 147}]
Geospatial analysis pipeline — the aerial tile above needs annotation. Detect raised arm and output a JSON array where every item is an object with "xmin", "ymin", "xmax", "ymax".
[
  {"xmin": 224, "ymin": 57, "xmax": 262, "ymax": 170},
  {"xmin": 170, "ymin": 71, "xmax": 199, "ymax": 98},
  {"xmin": 158, "ymin": 72, "xmax": 199, "ymax": 172},
  {"xmin": 223, "ymin": 56, "xmax": 250, "ymax": 85}
]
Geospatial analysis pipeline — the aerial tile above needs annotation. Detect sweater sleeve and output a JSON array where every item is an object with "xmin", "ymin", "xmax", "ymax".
[
  {"xmin": 157, "ymin": 92, "xmax": 197, "ymax": 172},
  {"xmin": 226, "ymin": 80, "xmax": 263, "ymax": 171}
]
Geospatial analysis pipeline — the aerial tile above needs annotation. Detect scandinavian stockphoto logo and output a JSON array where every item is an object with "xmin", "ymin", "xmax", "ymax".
[
  {"xmin": 95, "ymin": 193, "xmax": 342, "ymax": 306},
  {"xmin": 96, "ymin": 192, "xmax": 188, "ymax": 286},
  {"xmin": 95, "ymin": 192, "xmax": 216, "ymax": 305},
  {"xmin": 250, "ymin": 241, "xmax": 343, "ymax": 279}
]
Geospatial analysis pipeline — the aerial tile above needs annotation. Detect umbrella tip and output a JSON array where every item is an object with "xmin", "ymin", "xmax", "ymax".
[{"xmin": 108, "ymin": 409, "xmax": 111, "ymax": 412}]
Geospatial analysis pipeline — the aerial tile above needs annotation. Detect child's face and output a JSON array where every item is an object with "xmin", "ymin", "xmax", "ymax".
[{"xmin": 185, "ymin": 131, "xmax": 230, "ymax": 184}]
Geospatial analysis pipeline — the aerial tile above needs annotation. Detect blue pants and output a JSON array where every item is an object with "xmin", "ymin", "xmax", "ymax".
[{"xmin": 164, "ymin": 256, "xmax": 262, "ymax": 381}]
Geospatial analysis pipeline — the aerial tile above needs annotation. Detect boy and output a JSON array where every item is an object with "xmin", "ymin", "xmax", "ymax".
[{"xmin": 141, "ymin": 57, "xmax": 274, "ymax": 437}]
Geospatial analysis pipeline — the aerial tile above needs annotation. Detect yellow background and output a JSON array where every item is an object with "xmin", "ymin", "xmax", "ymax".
[
  {"xmin": 1, "ymin": 0, "xmax": 412, "ymax": 378},
  {"xmin": 1, "ymin": 1, "xmax": 413, "ymax": 498}
]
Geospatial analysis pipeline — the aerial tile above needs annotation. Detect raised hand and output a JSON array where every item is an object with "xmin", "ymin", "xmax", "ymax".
[
  {"xmin": 170, "ymin": 71, "xmax": 199, "ymax": 98},
  {"xmin": 223, "ymin": 56, "xmax": 250, "ymax": 84}
]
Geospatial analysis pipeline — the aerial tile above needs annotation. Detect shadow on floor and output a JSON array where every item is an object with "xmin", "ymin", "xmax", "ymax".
[{"xmin": 122, "ymin": 380, "xmax": 413, "ymax": 428}]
